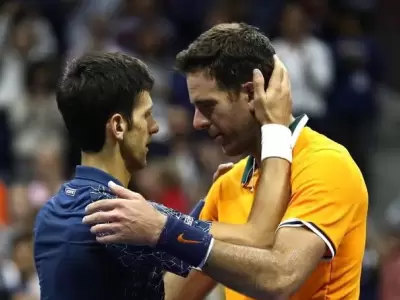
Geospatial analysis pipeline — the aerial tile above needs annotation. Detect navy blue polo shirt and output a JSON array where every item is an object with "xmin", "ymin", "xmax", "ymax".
[{"xmin": 34, "ymin": 166, "xmax": 208, "ymax": 300}]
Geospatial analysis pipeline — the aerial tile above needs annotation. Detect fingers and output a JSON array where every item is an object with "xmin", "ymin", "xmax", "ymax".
[
  {"xmin": 108, "ymin": 181, "xmax": 141, "ymax": 200},
  {"xmin": 83, "ymin": 210, "xmax": 119, "ymax": 225},
  {"xmin": 96, "ymin": 233, "xmax": 121, "ymax": 244},
  {"xmin": 90, "ymin": 223, "xmax": 119, "ymax": 235},
  {"xmin": 213, "ymin": 162, "xmax": 234, "ymax": 182},
  {"xmin": 219, "ymin": 162, "xmax": 234, "ymax": 171},
  {"xmin": 85, "ymin": 199, "xmax": 124, "ymax": 214},
  {"xmin": 267, "ymin": 55, "xmax": 285, "ymax": 90},
  {"xmin": 252, "ymin": 69, "xmax": 266, "ymax": 101},
  {"xmin": 85, "ymin": 199, "xmax": 122, "ymax": 214}
]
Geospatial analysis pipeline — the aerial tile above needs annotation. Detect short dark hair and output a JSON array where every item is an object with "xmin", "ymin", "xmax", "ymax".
[
  {"xmin": 176, "ymin": 23, "xmax": 275, "ymax": 91},
  {"xmin": 57, "ymin": 52, "xmax": 154, "ymax": 152}
]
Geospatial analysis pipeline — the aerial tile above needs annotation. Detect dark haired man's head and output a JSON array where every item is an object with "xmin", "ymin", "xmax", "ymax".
[
  {"xmin": 175, "ymin": 23, "xmax": 275, "ymax": 157},
  {"xmin": 57, "ymin": 52, "xmax": 159, "ymax": 172}
]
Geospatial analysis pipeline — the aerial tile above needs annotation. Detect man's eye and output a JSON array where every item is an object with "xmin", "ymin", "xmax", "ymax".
[{"xmin": 200, "ymin": 103, "xmax": 215, "ymax": 110}]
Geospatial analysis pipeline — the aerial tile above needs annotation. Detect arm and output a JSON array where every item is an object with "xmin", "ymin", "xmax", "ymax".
[
  {"xmin": 204, "ymin": 227, "xmax": 325, "ymax": 299},
  {"xmin": 211, "ymin": 158, "xmax": 290, "ymax": 248},
  {"xmin": 88, "ymin": 189, "xmax": 208, "ymax": 277},
  {"xmin": 164, "ymin": 271, "xmax": 217, "ymax": 300},
  {"xmin": 159, "ymin": 149, "xmax": 366, "ymax": 298},
  {"xmin": 164, "ymin": 152, "xmax": 292, "ymax": 299},
  {"xmin": 201, "ymin": 149, "xmax": 366, "ymax": 298},
  {"xmin": 164, "ymin": 182, "xmax": 221, "ymax": 300}
]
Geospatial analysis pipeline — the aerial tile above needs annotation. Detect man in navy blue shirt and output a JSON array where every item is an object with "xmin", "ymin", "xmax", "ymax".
[{"xmin": 34, "ymin": 53, "xmax": 210, "ymax": 300}]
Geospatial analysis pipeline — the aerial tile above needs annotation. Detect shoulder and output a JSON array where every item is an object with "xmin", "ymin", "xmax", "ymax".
[
  {"xmin": 292, "ymin": 129, "xmax": 367, "ymax": 204},
  {"xmin": 87, "ymin": 185, "xmax": 116, "ymax": 202},
  {"xmin": 202, "ymin": 157, "xmax": 249, "ymax": 209}
]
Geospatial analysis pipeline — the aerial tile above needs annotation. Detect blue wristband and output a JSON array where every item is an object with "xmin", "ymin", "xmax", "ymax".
[{"xmin": 156, "ymin": 215, "xmax": 213, "ymax": 268}]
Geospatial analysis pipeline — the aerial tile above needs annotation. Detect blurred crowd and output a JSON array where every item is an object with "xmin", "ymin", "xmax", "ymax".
[{"xmin": 0, "ymin": 0, "xmax": 397, "ymax": 299}]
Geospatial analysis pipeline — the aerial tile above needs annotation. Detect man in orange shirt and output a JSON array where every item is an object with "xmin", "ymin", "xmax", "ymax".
[{"xmin": 83, "ymin": 23, "xmax": 368, "ymax": 300}]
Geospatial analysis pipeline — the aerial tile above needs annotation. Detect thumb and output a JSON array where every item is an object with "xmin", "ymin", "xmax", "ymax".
[
  {"xmin": 252, "ymin": 69, "xmax": 266, "ymax": 100},
  {"xmin": 108, "ymin": 181, "xmax": 138, "ymax": 200},
  {"xmin": 219, "ymin": 162, "xmax": 234, "ymax": 172}
]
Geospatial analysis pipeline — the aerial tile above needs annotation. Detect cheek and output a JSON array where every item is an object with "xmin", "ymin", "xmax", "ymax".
[{"xmin": 213, "ymin": 107, "xmax": 251, "ymax": 135}]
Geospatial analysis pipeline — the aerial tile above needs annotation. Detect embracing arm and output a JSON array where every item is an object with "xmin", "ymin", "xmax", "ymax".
[
  {"xmin": 211, "ymin": 158, "xmax": 290, "ymax": 248},
  {"xmin": 163, "ymin": 149, "xmax": 365, "ymax": 299},
  {"xmin": 204, "ymin": 227, "xmax": 325, "ymax": 299}
]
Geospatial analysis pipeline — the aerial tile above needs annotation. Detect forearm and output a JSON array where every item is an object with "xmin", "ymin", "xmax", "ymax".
[
  {"xmin": 203, "ymin": 240, "xmax": 288, "ymax": 299},
  {"xmin": 247, "ymin": 158, "xmax": 291, "ymax": 247},
  {"xmin": 164, "ymin": 271, "xmax": 216, "ymax": 300},
  {"xmin": 206, "ymin": 158, "xmax": 290, "ymax": 248}
]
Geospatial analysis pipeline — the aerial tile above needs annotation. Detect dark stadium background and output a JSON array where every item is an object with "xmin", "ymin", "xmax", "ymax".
[{"xmin": 0, "ymin": 0, "xmax": 399, "ymax": 299}]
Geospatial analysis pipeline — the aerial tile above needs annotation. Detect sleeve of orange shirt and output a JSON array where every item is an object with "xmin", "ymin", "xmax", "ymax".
[
  {"xmin": 199, "ymin": 177, "xmax": 222, "ymax": 222},
  {"xmin": 278, "ymin": 149, "xmax": 368, "ymax": 259}
]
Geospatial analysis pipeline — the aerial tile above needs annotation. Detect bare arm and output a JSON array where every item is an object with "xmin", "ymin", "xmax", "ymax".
[
  {"xmin": 164, "ymin": 271, "xmax": 216, "ymax": 300},
  {"xmin": 199, "ymin": 149, "xmax": 364, "ymax": 299},
  {"xmin": 210, "ymin": 158, "xmax": 290, "ymax": 248},
  {"xmin": 164, "ymin": 158, "xmax": 290, "ymax": 300},
  {"xmin": 203, "ymin": 227, "xmax": 326, "ymax": 299}
]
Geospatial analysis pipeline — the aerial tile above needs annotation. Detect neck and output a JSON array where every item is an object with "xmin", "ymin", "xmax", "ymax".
[
  {"xmin": 81, "ymin": 150, "xmax": 131, "ymax": 187},
  {"xmin": 252, "ymin": 115, "xmax": 296, "ymax": 166}
]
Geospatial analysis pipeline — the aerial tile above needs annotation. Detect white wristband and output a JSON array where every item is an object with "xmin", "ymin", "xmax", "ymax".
[
  {"xmin": 193, "ymin": 237, "xmax": 215, "ymax": 271},
  {"xmin": 261, "ymin": 124, "xmax": 293, "ymax": 163}
]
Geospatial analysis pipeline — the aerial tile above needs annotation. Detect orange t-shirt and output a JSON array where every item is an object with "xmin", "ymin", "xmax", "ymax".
[{"xmin": 200, "ymin": 122, "xmax": 368, "ymax": 300}]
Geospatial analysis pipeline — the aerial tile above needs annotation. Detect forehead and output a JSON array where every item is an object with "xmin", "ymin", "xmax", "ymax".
[
  {"xmin": 134, "ymin": 91, "xmax": 152, "ymax": 111},
  {"xmin": 186, "ymin": 71, "xmax": 227, "ymax": 103}
]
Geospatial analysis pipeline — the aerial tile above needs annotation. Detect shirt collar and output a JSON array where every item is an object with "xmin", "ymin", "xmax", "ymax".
[
  {"xmin": 74, "ymin": 165, "xmax": 123, "ymax": 187},
  {"xmin": 241, "ymin": 114, "xmax": 309, "ymax": 186}
]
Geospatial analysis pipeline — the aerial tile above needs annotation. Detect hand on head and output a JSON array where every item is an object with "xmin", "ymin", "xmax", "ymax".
[{"xmin": 251, "ymin": 55, "xmax": 292, "ymax": 126}]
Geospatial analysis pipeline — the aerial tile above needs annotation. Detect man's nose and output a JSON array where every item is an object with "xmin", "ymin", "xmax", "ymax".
[{"xmin": 193, "ymin": 109, "xmax": 210, "ymax": 131}]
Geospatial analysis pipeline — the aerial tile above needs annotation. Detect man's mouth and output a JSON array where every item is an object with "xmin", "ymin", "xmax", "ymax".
[{"xmin": 213, "ymin": 134, "xmax": 224, "ymax": 145}]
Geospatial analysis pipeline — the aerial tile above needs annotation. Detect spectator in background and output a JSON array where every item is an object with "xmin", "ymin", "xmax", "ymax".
[
  {"xmin": 135, "ymin": 159, "xmax": 190, "ymax": 213},
  {"xmin": 118, "ymin": 20, "xmax": 174, "ymax": 150},
  {"xmin": 10, "ymin": 231, "xmax": 38, "ymax": 300},
  {"xmin": 114, "ymin": 0, "xmax": 175, "ymax": 48},
  {"xmin": 328, "ymin": 9, "xmax": 382, "ymax": 189},
  {"xmin": 66, "ymin": 0, "xmax": 122, "ymax": 56},
  {"xmin": 273, "ymin": 2, "xmax": 333, "ymax": 133},
  {"xmin": 0, "ymin": 6, "xmax": 57, "ymax": 111},
  {"xmin": 67, "ymin": 14, "xmax": 121, "ymax": 61},
  {"xmin": 0, "ymin": 231, "xmax": 39, "ymax": 300},
  {"xmin": 167, "ymin": 106, "xmax": 204, "ymax": 203},
  {"xmin": 378, "ymin": 198, "xmax": 400, "ymax": 300},
  {"xmin": 9, "ymin": 140, "xmax": 64, "ymax": 231},
  {"xmin": 9, "ymin": 60, "xmax": 64, "ymax": 180}
]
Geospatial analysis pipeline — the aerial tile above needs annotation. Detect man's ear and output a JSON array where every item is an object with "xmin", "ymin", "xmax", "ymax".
[
  {"xmin": 242, "ymin": 81, "xmax": 255, "ymax": 113},
  {"xmin": 242, "ymin": 81, "xmax": 254, "ymax": 101},
  {"xmin": 109, "ymin": 114, "xmax": 126, "ymax": 141}
]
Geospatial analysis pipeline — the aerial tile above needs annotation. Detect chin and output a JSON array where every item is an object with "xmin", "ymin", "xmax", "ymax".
[
  {"xmin": 221, "ymin": 144, "xmax": 246, "ymax": 157},
  {"xmin": 127, "ymin": 156, "xmax": 147, "ymax": 172},
  {"xmin": 137, "ymin": 158, "xmax": 147, "ymax": 170}
]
